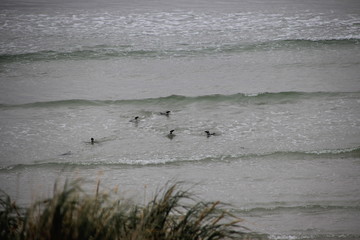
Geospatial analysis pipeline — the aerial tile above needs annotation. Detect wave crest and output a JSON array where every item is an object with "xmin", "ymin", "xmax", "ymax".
[
  {"xmin": 1, "ymin": 91, "xmax": 358, "ymax": 109},
  {"xmin": 2, "ymin": 146, "xmax": 359, "ymax": 171},
  {"xmin": 1, "ymin": 38, "xmax": 359, "ymax": 63}
]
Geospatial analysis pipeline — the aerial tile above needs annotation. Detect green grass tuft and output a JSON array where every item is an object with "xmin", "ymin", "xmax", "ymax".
[{"xmin": 0, "ymin": 180, "xmax": 259, "ymax": 240}]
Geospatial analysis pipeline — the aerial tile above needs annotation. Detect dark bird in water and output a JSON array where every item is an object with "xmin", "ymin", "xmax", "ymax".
[
  {"xmin": 205, "ymin": 131, "xmax": 216, "ymax": 137},
  {"xmin": 160, "ymin": 111, "xmax": 171, "ymax": 117},
  {"xmin": 130, "ymin": 116, "xmax": 139, "ymax": 123},
  {"xmin": 167, "ymin": 129, "xmax": 176, "ymax": 139},
  {"xmin": 91, "ymin": 138, "xmax": 95, "ymax": 144}
]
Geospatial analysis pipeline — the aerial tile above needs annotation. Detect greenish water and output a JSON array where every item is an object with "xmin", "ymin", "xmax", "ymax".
[{"xmin": 0, "ymin": 0, "xmax": 360, "ymax": 239}]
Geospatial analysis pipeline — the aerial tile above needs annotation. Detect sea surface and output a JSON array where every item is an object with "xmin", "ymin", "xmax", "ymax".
[{"xmin": 1, "ymin": 0, "xmax": 360, "ymax": 239}]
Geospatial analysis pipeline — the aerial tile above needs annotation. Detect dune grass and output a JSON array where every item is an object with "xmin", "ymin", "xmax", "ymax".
[{"xmin": 1, "ymin": 180, "xmax": 255, "ymax": 240}]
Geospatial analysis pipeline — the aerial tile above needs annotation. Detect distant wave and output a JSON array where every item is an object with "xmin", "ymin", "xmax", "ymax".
[
  {"xmin": 268, "ymin": 234, "xmax": 360, "ymax": 240},
  {"xmin": 1, "ymin": 91, "xmax": 359, "ymax": 109},
  {"xmin": 236, "ymin": 204, "xmax": 360, "ymax": 215},
  {"xmin": 1, "ymin": 38, "xmax": 359, "ymax": 63},
  {"xmin": 212, "ymin": 146, "xmax": 360, "ymax": 162},
  {"xmin": 2, "ymin": 146, "xmax": 359, "ymax": 171}
]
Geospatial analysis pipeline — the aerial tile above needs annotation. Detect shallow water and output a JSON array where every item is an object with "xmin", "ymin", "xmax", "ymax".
[{"xmin": 1, "ymin": 0, "xmax": 360, "ymax": 239}]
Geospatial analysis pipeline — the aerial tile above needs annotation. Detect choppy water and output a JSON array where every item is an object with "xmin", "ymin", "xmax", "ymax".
[{"xmin": 1, "ymin": 0, "xmax": 360, "ymax": 239}]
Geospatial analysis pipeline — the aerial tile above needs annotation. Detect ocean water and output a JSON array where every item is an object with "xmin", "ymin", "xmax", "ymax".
[{"xmin": 1, "ymin": 0, "xmax": 360, "ymax": 239}]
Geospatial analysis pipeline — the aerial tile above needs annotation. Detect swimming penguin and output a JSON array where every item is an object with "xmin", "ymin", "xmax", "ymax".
[
  {"xmin": 167, "ymin": 129, "xmax": 176, "ymax": 139},
  {"xmin": 160, "ymin": 111, "xmax": 171, "ymax": 117},
  {"xmin": 130, "ymin": 116, "xmax": 139, "ymax": 123},
  {"xmin": 205, "ymin": 131, "xmax": 216, "ymax": 138}
]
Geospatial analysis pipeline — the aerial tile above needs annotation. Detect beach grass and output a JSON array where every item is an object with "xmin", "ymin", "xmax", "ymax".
[{"xmin": 1, "ymin": 180, "xmax": 257, "ymax": 240}]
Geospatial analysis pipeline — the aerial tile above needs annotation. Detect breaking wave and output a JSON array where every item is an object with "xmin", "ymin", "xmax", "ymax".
[
  {"xmin": 1, "ymin": 91, "xmax": 358, "ymax": 109},
  {"xmin": 1, "ymin": 38, "xmax": 359, "ymax": 63},
  {"xmin": 2, "ymin": 146, "xmax": 359, "ymax": 171}
]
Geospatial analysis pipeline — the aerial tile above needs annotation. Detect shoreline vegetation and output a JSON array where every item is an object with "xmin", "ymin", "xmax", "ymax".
[{"xmin": 0, "ymin": 180, "xmax": 262, "ymax": 240}]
